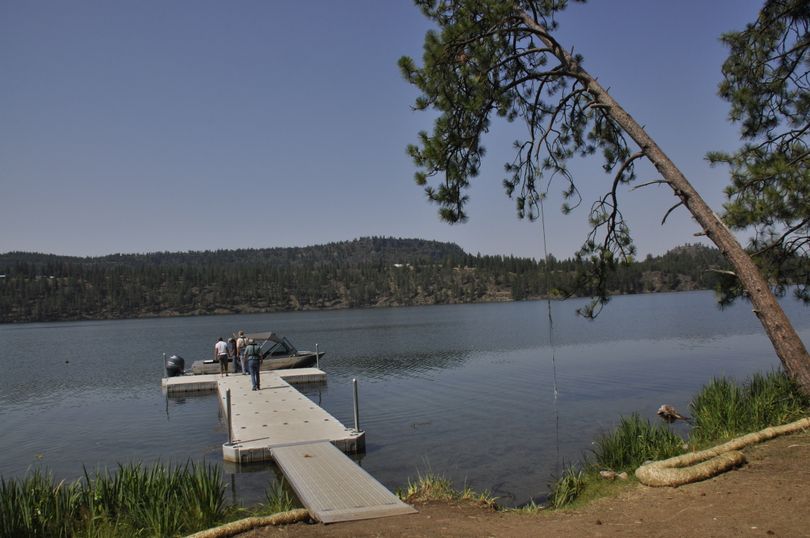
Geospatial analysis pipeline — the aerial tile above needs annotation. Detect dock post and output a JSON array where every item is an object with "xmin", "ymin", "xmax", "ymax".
[
  {"xmin": 162, "ymin": 353, "xmax": 167, "ymax": 377},
  {"xmin": 225, "ymin": 389, "xmax": 233, "ymax": 445},
  {"xmin": 352, "ymin": 378, "xmax": 361, "ymax": 433},
  {"xmin": 316, "ymin": 344, "xmax": 320, "ymax": 369}
]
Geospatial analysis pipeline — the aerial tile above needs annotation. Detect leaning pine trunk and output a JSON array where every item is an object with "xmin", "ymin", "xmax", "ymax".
[{"xmin": 521, "ymin": 12, "xmax": 810, "ymax": 395}]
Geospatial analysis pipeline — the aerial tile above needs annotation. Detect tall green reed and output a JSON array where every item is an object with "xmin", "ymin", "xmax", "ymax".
[
  {"xmin": 402, "ymin": 471, "xmax": 457, "ymax": 502},
  {"xmin": 548, "ymin": 465, "xmax": 585, "ymax": 509},
  {"xmin": 591, "ymin": 413, "xmax": 684, "ymax": 472},
  {"xmin": 551, "ymin": 369, "xmax": 809, "ymax": 509},
  {"xmin": 264, "ymin": 478, "xmax": 295, "ymax": 514},
  {"xmin": 1, "ymin": 461, "xmax": 229, "ymax": 538},
  {"xmin": 690, "ymin": 370, "xmax": 809, "ymax": 445},
  {"xmin": 89, "ymin": 462, "xmax": 226, "ymax": 536},
  {"xmin": 182, "ymin": 461, "xmax": 227, "ymax": 529},
  {"xmin": 0, "ymin": 469, "xmax": 82, "ymax": 538}
]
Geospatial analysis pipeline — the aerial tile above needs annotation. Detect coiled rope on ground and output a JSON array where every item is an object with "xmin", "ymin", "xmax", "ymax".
[
  {"xmin": 185, "ymin": 508, "xmax": 311, "ymax": 538},
  {"xmin": 635, "ymin": 416, "xmax": 810, "ymax": 487}
]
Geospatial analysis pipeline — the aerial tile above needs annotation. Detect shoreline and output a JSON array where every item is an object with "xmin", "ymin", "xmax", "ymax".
[
  {"xmin": 1, "ymin": 287, "xmax": 717, "ymax": 325},
  {"xmin": 239, "ymin": 428, "xmax": 810, "ymax": 537}
]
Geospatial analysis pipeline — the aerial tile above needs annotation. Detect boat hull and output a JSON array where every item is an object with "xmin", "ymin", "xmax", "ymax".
[{"xmin": 190, "ymin": 352, "xmax": 323, "ymax": 375}]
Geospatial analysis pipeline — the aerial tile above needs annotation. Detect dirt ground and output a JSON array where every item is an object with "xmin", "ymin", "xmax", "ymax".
[{"xmin": 236, "ymin": 429, "xmax": 810, "ymax": 538}]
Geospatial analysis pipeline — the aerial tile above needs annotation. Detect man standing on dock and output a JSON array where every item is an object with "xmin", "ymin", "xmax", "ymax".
[
  {"xmin": 245, "ymin": 338, "xmax": 262, "ymax": 390},
  {"xmin": 236, "ymin": 331, "xmax": 248, "ymax": 375},
  {"xmin": 227, "ymin": 337, "xmax": 239, "ymax": 373},
  {"xmin": 214, "ymin": 337, "xmax": 229, "ymax": 377}
]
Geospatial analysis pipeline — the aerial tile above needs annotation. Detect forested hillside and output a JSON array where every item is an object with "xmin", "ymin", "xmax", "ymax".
[{"xmin": 0, "ymin": 237, "xmax": 731, "ymax": 323}]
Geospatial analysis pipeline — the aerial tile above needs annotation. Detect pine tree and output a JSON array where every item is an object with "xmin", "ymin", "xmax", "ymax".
[
  {"xmin": 399, "ymin": 0, "xmax": 810, "ymax": 393},
  {"xmin": 708, "ymin": 0, "xmax": 809, "ymax": 303}
]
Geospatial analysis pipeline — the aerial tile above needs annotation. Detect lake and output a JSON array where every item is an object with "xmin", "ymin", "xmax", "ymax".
[{"xmin": 0, "ymin": 290, "xmax": 807, "ymax": 507}]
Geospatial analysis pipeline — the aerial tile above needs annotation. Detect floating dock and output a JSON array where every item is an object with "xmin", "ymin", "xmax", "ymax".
[
  {"xmin": 161, "ymin": 369, "xmax": 416, "ymax": 523},
  {"xmin": 218, "ymin": 372, "xmax": 364, "ymax": 460},
  {"xmin": 162, "ymin": 367, "xmax": 326, "ymax": 395}
]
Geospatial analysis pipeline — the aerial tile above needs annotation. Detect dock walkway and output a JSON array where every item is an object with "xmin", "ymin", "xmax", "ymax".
[
  {"xmin": 217, "ymin": 373, "xmax": 364, "ymax": 461},
  {"xmin": 161, "ymin": 369, "xmax": 416, "ymax": 523}
]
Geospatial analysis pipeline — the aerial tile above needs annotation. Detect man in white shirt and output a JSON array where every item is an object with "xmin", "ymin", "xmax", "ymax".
[{"xmin": 214, "ymin": 337, "xmax": 229, "ymax": 377}]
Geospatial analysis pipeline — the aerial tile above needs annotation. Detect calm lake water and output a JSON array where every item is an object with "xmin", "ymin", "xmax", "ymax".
[{"xmin": 1, "ymin": 291, "xmax": 808, "ymax": 506}]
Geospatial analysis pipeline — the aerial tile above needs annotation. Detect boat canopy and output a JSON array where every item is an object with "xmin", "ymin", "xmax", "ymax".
[
  {"xmin": 237, "ymin": 331, "xmax": 300, "ymax": 356},
  {"xmin": 239, "ymin": 331, "xmax": 283, "ymax": 343}
]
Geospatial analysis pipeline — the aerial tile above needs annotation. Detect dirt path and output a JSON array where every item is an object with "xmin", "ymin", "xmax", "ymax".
[{"xmin": 241, "ymin": 430, "xmax": 810, "ymax": 537}]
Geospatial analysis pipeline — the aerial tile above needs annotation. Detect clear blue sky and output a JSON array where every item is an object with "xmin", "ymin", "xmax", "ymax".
[{"xmin": 0, "ymin": 0, "xmax": 763, "ymax": 260}]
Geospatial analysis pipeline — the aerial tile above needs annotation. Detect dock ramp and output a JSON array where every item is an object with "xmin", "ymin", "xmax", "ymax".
[{"xmin": 272, "ymin": 441, "xmax": 416, "ymax": 523}]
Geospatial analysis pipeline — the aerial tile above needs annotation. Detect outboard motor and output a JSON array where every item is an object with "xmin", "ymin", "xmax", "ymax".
[{"xmin": 165, "ymin": 355, "xmax": 185, "ymax": 377}]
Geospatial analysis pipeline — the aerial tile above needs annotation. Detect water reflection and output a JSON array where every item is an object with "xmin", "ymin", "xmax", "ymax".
[
  {"xmin": 341, "ymin": 349, "xmax": 472, "ymax": 380},
  {"xmin": 297, "ymin": 385, "xmax": 324, "ymax": 406},
  {"xmin": 0, "ymin": 291, "xmax": 807, "ymax": 506}
]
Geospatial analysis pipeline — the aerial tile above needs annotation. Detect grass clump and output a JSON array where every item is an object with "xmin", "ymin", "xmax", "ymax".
[
  {"xmin": 690, "ymin": 371, "xmax": 809, "ymax": 446},
  {"xmin": 548, "ymin": 465, "xmax": 586, "ymax": 509},
  {"xmin": 547, "ymin": 370, "xmax": 809, "ymax": 510},
  {"xmin": 401, "ymin": 472, "xmax": 456, "ymax": 502},
  {"xmin": 0, "ymin": 469, "xmax": 82, "ymax": 538},
  {"xmin": 543, "ymin": 465, "xmax": 637, "ymax": 512},
  {"xmin": 399, "ymin": 471, "xmax": 497, "ymax": 507},
  {"xmin": 592, "ymin": 413, "xmax": 684, "ymax": 472},
  {"xmin": 263, "ymin": 478, "xmax": 296, "ymax": 514},
  {"xmin": 0, "ymin": 461, "xmax": 297, "ymax": 538},
  {"xmin": 77, "ymin": 461, "xmax": 229, "ymax": 536},
  {"xmin": 542, "ymin": 415, "xmax": 686, "ymax": 511},
  {"xmin": 459, "ymin": 484, "xmax": 498, "ymax": 508}
]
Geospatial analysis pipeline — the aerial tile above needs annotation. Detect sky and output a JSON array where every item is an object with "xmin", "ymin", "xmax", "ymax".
[{"xmin": 0, "ymin": 0, "xmax": 765, "ymax": 260}]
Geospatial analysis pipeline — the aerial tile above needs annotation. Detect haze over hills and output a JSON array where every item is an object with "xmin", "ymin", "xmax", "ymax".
[
  {"xmin": 0, "ymin": 237, "xmax": 730, "ymax": 323},
  {"xmin": 0, "ymin": 237, "xmax": 467, "ymax": 267}
]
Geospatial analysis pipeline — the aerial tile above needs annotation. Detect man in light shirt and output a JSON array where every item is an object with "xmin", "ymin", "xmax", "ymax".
[{"xmin": 214, "ymin": 337, "xmax": 229, "ymax": 377}]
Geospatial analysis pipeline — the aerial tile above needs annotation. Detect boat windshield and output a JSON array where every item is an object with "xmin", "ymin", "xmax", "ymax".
[{"xmin": 264, "ymin": 337, "xmax": 298, "ymax": 357}]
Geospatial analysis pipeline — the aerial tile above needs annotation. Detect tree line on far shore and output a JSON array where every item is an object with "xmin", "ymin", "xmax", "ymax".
[{"xmin": 0, "ymin": 237, "xmax": 741, "ymax": 323}]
